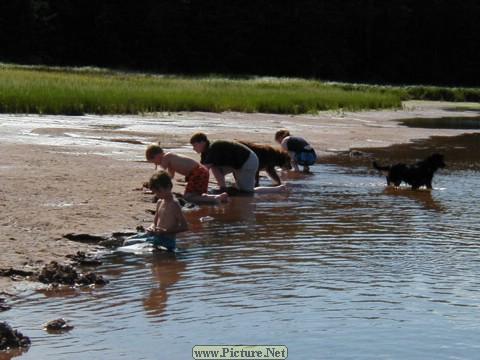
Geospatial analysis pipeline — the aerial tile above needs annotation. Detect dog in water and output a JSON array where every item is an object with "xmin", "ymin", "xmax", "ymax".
[
  {"xmin": 372, "ymin": 153, "xmax": 445, "ymax": 189},
  {"xmin": 237, "ymin": 140, "xmax": 292, "ymax": 186}
]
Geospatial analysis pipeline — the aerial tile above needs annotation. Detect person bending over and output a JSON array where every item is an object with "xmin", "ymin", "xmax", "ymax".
[
  {"xmin": 145, "ymin": 143, "xmax": 229, "ymax": 204},
  {"xmin": 190, "ymin": 132, "xmax": 285, "ymax": 193},
  {"xmin": 274, "ymin": 129, "xmax": 317, "ymax": 173}
]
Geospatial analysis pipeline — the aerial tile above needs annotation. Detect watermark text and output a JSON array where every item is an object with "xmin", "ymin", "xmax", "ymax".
[{"xmin": 192, "ymin": 345, "xmax": 288, "ymax": 360}]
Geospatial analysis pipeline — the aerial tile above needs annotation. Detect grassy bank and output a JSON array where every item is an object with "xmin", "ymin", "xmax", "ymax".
[
  {"xmin": 334, "ymin": 83, "xmax": 480, "ymax": 104},
  {"xmin": 1, "ymin": 64, "xmax": 478, "ymax": 116},
  {"xmin": 0, "ymin": 64, "xmax": 401, "ymax": 115}
]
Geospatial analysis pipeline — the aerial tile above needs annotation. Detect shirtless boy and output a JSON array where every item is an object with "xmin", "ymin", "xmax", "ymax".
[
  {"xmin": 145, "ymin": 143, "xmax": 229, "ymax": 204},
  {"xmin": 124, "ymin": 170, "xmax": 189, "ymax": 251}
]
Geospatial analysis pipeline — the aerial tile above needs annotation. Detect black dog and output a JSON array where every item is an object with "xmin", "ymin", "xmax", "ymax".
[
  {"xmin": 372, "ymin": 153, "xmax": 445, "ymax": 189},
  {"xmin": 237, "ymin": 140, "xmax": 292, "ymax": 186}
]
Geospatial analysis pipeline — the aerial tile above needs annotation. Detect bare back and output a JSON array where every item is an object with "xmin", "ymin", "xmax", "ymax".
[
  {"xmin": 154, "ymin": 196, "xmax": 189, "ymax": 235},
  {"xmin": 161, "ymin": 152, "xmax": 201, "ymax": 177}
]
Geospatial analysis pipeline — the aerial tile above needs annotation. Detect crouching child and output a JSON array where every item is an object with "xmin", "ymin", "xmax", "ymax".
[{"xmin": 124, "ymin": 170, "xmax": 189, "ymax": 251}]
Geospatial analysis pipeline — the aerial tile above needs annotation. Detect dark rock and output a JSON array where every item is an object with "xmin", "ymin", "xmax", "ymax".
[
  {"xmin": 0, "ymin": 321, "xmax": 31, "ymax": 350},
  {"xmin": 66, "ymin": 251, "xmax": 102, "ymax": 266},
  {"xmin": 0, "ymin": 298, "xmax": 11, "ymax": 312},
  {"xmin": 44, "ymin": 318, "xmax": 74, "ymax": 333},
  {"xmin": 36, "ymin": 261, "xmax": 109, "ymax": 287}
]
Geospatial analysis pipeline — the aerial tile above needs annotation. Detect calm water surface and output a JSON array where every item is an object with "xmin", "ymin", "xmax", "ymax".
[{"xmin": 3, "ymin": 134, "xmax": 480, "ymax": 360}]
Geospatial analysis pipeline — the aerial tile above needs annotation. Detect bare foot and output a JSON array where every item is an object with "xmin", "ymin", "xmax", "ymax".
[{"xmin": 215, "ymin": 192, "xmax": 231, "ymax": 203}]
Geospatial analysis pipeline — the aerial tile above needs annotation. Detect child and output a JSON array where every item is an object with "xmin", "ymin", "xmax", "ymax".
[
  {"xmin": 274, "ymin": 129, "xmax": 317, "ymax": 173},
  {"xmin": 145, "ymin": 143, "xmax": 229, "ymax": 204},
  {"xmin": 124, "ymin": 170, "xmax": 189, "ymax": 251}
]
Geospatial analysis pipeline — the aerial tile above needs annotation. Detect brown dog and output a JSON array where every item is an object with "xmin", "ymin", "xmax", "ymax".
[{"xmin": 237, "ymin": 140, "xmax": 292, "ymax": 186}]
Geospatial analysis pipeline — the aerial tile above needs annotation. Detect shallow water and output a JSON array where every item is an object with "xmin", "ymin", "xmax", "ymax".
[
  {"xmin": 401, "ymin": 116, "xmax": 480, "ymax": 130},
  {"xmin": 2, "ymin": 115, "xmax": 480, "ymax": 359},
  {"xmin": 4, "ymin": 137, "xmax": 480, "ymax": 359},
  {"xmin": 0, "ymin": 113, "xmax": 278, "ymax": 161}
]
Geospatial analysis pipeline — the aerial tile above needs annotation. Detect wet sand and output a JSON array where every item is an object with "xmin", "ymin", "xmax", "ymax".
[{"xmin": 1, "ymin": 100, "xmax": 479, "ymax": 294}]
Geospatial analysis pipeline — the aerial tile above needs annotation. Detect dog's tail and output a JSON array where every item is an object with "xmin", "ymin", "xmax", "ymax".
[{"xmin": 372, "ymin": 161, "xmax": 390, "ymax": 171}]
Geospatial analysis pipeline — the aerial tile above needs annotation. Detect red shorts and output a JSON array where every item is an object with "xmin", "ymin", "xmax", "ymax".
[{"xmin": 185, "ymin": 165, "xmax": 209, "ymax": 194}]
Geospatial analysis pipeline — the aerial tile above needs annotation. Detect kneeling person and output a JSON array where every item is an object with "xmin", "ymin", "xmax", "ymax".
[
  {"xmin": 190, "ymin": 132, "xmax": 285, "ymax": 193},
  {"xmin": 145, "ymin": 144, "xmax": 229, "ymax": 204},
  {"xmin": 124, "ymin": 170, "xmax": 189, "ymax": 251}
]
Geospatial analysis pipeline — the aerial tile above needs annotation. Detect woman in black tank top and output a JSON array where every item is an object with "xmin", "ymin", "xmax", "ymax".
[{"xmin": 275, "ymin": 129, "xmax": 317, "ymax": 173}]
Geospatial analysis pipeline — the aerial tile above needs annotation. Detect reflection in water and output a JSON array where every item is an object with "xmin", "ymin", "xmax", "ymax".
[
  {"xmin": 143, "ymin": 254, "xmax": 185, "ymax": 319},
  {"xmin": 3, "ymin": 133, "xmax": 480, "ymax": 360},
  {"xmin": 381, "ymin": 187, "xmax": 446, "ymax": 212}
]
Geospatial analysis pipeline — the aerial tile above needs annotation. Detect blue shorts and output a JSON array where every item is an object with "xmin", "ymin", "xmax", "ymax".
[
  {"xmin": 123, "ymin": 232, "xmax": 176, "ymax": 250},
  {"xmin": 295, "ymin": 151, "xmax": 317, "ymax": 166}
]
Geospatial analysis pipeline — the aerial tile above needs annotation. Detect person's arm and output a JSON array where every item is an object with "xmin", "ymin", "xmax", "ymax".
[
  {"xmin": 290, "ymin": 154, "xmax": 301, "ymax": 172},
  {"xmin": 210, "ymin": 166, "xmax": 227, "ymax": 188},
  {"xmin": 161, "ymin": 153, "xmax": 176, "ymax": 178},
  {"xmin": 147, "ymin": 200, "xmax": 162, "ymax": 233},
  {"xmin": 173, "ymin": 205, "xmax": 189, "ymax": 233},
  {"xmin": 281, "ymin": 138, "xmax": 300, "ymax": 172},
  {"xmin": 202, "ymin": 144, "xmax": 227, "ymax": 188},
  {"xmin": 280, "ymin": 137, "xmax": 289, "ymax": 152}
]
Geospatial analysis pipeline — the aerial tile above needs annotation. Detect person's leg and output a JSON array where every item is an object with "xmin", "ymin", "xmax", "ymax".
[
  {"xmin": 303, "ymin": 151, "xmax": 317, "ymax": 172},
  {"xmin": 184, "ymin": 165, "xmax": 230, "ymax": 203},
  {"xmin": 152, "ymin": 235, "xmax": 177, "ymax": 251},
  {"xmin": 254, "ymin": 184, "xmax": 287, "ymax": 193},
  {"xmin": 184, "ymin": 192, "xmax": 230, "ymax": 204},
  {"xmin": 296, "ymin": 151, "xmax": 317, "ymax": 173},
  {"xmin": 233, "ymin": 152, "xmax": 258, "ymax": 192}
]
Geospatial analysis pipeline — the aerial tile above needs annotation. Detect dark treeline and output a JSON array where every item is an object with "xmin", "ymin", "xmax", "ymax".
[{"xmin": 1, "ymin": 0, "xmax": 479, "ymax": 86}]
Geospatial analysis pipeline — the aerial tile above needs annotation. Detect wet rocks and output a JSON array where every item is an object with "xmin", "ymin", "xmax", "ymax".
[
  {"xmin": 350, "ymin": 150, "xmax": 366, "ymax": 156},
  {"xmin": 36, "ymin": 261, "xmax": 109, "ymax": 287},
  {"xmin": 0, "ymin": 268, "xmax": 35, "ymax": 281},
  {"xmin": 63, "ymin": 231, "xmax": 137, "ymax": 248},
  {"xmin": 62, "ymin": 233, "xmax": 108, "ymax": 243},
  {"xmin": 77, "ymin": 271, "xmax": 108, "ymax": 286},
  {"xmin": 44, "ymin": 318, "xmax": 74, "ymax": 334},
  {"xmin": 0, "ymin": 321, "xmax": 31, "ymax": 350},
  {"xmin": 66, "ymin": 251, "xmax": 102, "ymax": 266},
  {"xmin": 0, "ymin": 298, "xmax": 11, "ymax": 312},
  {"xmin": 38, "ymin": 261, "xmax": 77, "ymax": 285}
]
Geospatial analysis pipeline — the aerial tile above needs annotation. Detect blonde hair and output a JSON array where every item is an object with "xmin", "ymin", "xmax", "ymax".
[{"xmin": 145, "ymin": 143, "xmax": 164, "ymax": 161}]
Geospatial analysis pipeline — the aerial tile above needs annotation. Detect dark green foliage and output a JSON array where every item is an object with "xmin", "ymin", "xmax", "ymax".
[{"xmin": 0, "ymin": 1, "xmax": 479, "ymax": 86}]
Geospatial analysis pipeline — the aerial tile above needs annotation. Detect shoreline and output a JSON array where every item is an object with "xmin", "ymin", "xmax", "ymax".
[{"xmin": 1, "ymin": 100, "xmax": 479, "ymax": 295}]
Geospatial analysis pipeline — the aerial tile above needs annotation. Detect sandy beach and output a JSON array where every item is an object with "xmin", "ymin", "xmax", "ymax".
[{"xmin": 1, "ymin": 100, "xmax": 479, "ymax": 295}]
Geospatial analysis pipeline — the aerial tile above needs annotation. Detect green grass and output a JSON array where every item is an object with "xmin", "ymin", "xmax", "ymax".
[
  {"xmin": 0, "ymin": 64, "xmax": 402, "ymax": 115},
  {"xmin": 2, "ymin": 63, "xmax": 478, "ymax": 116},
  {"xmin": 331, "ymin": 82, "xmax": 480, "ymax": 103}
]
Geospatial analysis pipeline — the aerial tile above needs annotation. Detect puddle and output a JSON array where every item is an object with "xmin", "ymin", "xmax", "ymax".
[
  {"xmin": 322, "ymin": 133, "xmax": 480, "ymax": 172},
  {"xmin": 401, "ymin": 116, "xmax": 480, "ymax": 129}
]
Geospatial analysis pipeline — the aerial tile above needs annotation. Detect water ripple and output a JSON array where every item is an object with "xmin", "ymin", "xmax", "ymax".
[{"xmin": 5, "ymin": 164, "xmax": 480, "ymax": 359}]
